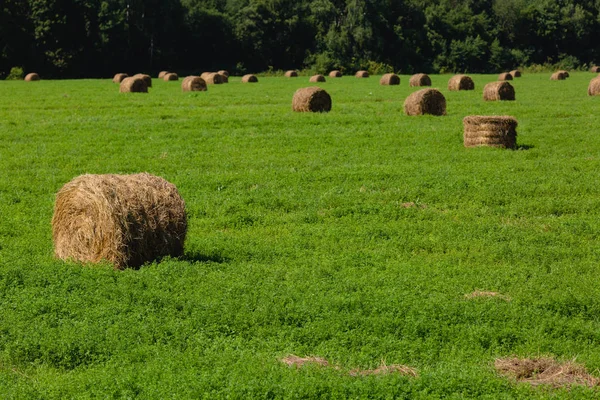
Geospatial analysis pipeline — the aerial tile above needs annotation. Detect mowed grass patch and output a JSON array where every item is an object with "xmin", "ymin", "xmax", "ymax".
[{"xmin": 1, "ymin": 73, "xmax": 600, "ymax": 398}]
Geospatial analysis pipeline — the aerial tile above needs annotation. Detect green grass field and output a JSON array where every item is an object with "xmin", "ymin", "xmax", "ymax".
[{"xmin": 2, "ymin": 72, "xmax": 600, "ymax": 398}]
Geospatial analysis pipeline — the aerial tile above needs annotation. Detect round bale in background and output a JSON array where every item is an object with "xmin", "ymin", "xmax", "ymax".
[
  {"xmin": 588, "ymin": 77, "xmax": 600, "ymax": 96},
  {"xmin": 550, "ymin": 71, "xmax": 568, "ymax": 80},
  {"xmin": 483, "ymin": 81, "xmax": 515, "ymax": 101},
  {"xmin": 463, "ymin": 116, "xmax": 518, "ymax": 149},
  {"xmin": 119, "ymin": 77, "xmax": 148, "ymax": 93},
  {"xmin": 158, "ymin": 71, "xmax": 169, "ymax": 79},
  {"xmin": 113, "ymin": 73, "xmax": 128, "ymax": 83},
  {"xmin": 309, "ymin": 74, "xmax": 326, "ymax": 83},
  {"xmin": 52, "ymin": 173, "xmax": 187, "ymax": 270},
  {"xmin": 355, "ymin": 70, "xmax": 369, "ymax": 78},
  {"xmin": 404, "ymin": 88, "xmax": 446, "ymax": 116},
  {"xmin": 329, "ymin": 70, "xmax": 342, "ymax": 78},
  {"xmin": 497, "ymin": 72, "xmax": 513, "ymax": 81},
  {"xmin": 218, "ymin": 70, "xmax": 229, "ymax": 78},
  {"xmin": 164, "ymin": 73, "xmax": 179, "ymax": 81},
  {"xmin": 409, "ymin": 73, "xmax": 431, "ymax": 87},
  {"xmin": 218, "ymin": 73, "xmax": 229, "ymax": 83},
  {"xmin": 285, "ymin": 70, "xmax": 298, "ymax": 77},
  {"xmin": 203, "ymin": 73, "xmax": 223, "ymax": 84},
  {"xmin": 292, "ymin": 87, "xmax": 332, "ymax": 113},
  {"xmin": 590, "ymin": 66, "xmax": 600, "ymax": 73},
  {"xmin": 242, "ymin": 74, "xmax": 258, "ymax": 83},
  {"xmin": 448, "ymin": 74, "xmax": 474, "ymax": 91},
  {"xmin": 134, "ymin": 73, "xmax": 152, "ymax": 88},
  {"xmin": 24, "ymin": 73, "xmax": 40, "ymax": 81},
  {"xmin": 380, "ymin": 73, "xmax": 400, "ymax": 85},
  {"xmin": 182, "ymin": 76, "xmax": 207, "ymax": 92},
  {"xmin": 509, "ymin": 70, "xmax": 521, "ymax": 78}
]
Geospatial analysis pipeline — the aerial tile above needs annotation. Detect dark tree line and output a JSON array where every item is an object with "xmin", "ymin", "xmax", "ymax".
[{"xmin": 2, "ymin": 0, "xmax": 600, "ymax": 78}]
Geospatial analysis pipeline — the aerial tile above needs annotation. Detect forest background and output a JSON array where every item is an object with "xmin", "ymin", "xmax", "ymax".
[{"xmin": 1, "ymin": 0, "xmax": 600, "ymax": 78}]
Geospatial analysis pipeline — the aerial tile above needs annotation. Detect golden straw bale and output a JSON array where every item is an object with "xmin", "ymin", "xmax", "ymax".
[
  {"xmin": 448, "ymin": 74, "xmax": 474, "ymax": 91},
  {"xmin": 509, "ymin": 70, "xmax": 521, "ymax": 78},
  {"xmin": 182, "ymin": 76, "xmax": 207, "ymax": 92},
  {"xmin": 24, "ymin": 73, "xmax": 40, "ymax": 81},
  {"xmin": 285, "ymin": 70, "xmax": 298, "ymax": 77},
  {"xmin": 217, "ymin": 70, "xmax": 229, "ymax": 78},
  {"xmin": 483, "ymin": 81, "xmax": 515, "ymax": 101},
  {"xmin": 355, "ymin": 70, "xmax": 369, "ymax": 78},
  {"xmin": 203, "ymin": 72, "xmax": 223, "ymax": 84},
  {"xmin": 241, "ymin": 74, "xmax": 258, "ymax": 83},
  {"xmin": 119, "ymin": 77, "xmax": 148, "ymax": 93},
  {"xmin": 588, "ymin": 77, "xmax": 600, "ymax": 96},
  {"xmin": 463, "ymin": 115, "xmax": 517, "ymax": 149},
  {"xmin": 133, "ymin": 73, "xmax": 152, "ymax": 88},
  {"xmin": 329, "ymin": 70, "xmax": 342, "ymax": 78},
  {"xmin": 380, "ymin": 73, "xmax": 400, "ymax": 85},
  {"xmin": 52, "ymin": 173, "xmax": 187, "ymax": 269},
  {"xmin": 158, "ymin": 71, "xmax": 168, "ymax": 79},
  {"xmin": 590, "ymin": 66, "xmax": 600, "ymax": 73},
  {"xmin": 403, "ymin": 88, "xmax": 446, "ymax": 116},
  {"xmin": 550, "ymin": 71, "xmax": 568, "ymax": 80},
  {"xmin": 409, "ymin": 73, "xmax": 431, "ymax": 87},
  {"xmin": 163, "ymin": 73, "xmax": 178, "ymax": 81},
  {"xmin": 309, "ymin": 74, "xmax": 326, "ymax": 83},
  {"xmin": 498, "ymin": 72, "xmax": 513, "ymax": 81},
  {"xmin": 112, "ymin": 73, "xmax": 128, "ymax": 83},
  {"xmin": 292, "ymin": 87, "xmax": 332, "ymax": 112}
]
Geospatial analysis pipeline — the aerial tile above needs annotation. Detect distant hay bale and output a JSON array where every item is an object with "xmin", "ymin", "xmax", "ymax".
[
  {"xmin": 409, "ymin": 73, "xmax": 431, "ymax": 87},
  {"xmin": 292, "ymin": 87, "xmax": 332, "ymax": 112},
  {"xmin": 200, "ymin": 72, "xmax": 212, "ymax": 80},
  {"xmin": 483, "ymin": 81, "xmax": 515, "ymax": 101},
  {"xmin": 550, "ymin": 71, "xmax": 568, "ymax": 80},
  {"xmin": 498, "ymin": 72, "xmax": 513, "ymax": 81},
  {"xmin": 203, "ymin": 72, "xmax": 223, "ymax": 84},
  {"xmin": 112, "ymin": 73, "xmax": 128, "ymax": 83},
  {"xmin": 590, "ymin": 66, "xmax": 600, "ymax": 73},
  {"xmin": 134, "ymin": 73, "xmax": 152, "ymax": 88},
  {"xmin": 559, "ymin": 70, "xmax": 570, "ymax": 77},
  {"xmin": 119, "ymin": 77, "xmax": 148, "ymax": 93},
  {"xmin": 329, "ymin": 70, "xmax": 342, "ymax": 78},
  {"xmin": 182, "ymin": 76, "xmax": 207, "ymax": 92},
  {"xmin": 355, "ymin": 70, "xmax": 369, "ymax": 78},
  {"xmin": 163, "ymin": 73, "xmax": 178, "ymax": 81},
  {"xmin": 447, "ymin": 74, "xmax": 474, "ymax": 91},
  {"xmin": 217, "ymin": 70, "xmax": 229, "ymax": 78},
  {"xmin": 509, "ymin": 70, "xmax": 521, "ymax": 78},
  {"xmin": 52, "ymin": 173, "xmax": 187, "ymax": 269},
  {"xmin": 588, "ymin": 77, "xmax": 600, "ymax": 96},
  {"xmin": 309, "ymin": 74, "xmax": 326, "ymax": 83},
  {"xmin": 24, "ymin": 73, "xmax": 40, "ymax": 81},
  {"xmin": 285, "ymin": 70, "xmax": 298, "ymax": 77},
  {"xmin": 463, "ymin": 115, "xmax": 517, "ymax": 149},
  {"xmin": 380, "ymin": 73, "xmax": 400, "ymax": 85},
  {"xmin": 158, "ymin": 71, "xmax": 168, "ymax": 79},
  {"xmin": 241, "ymin": 74, "xmax": 258, "ymax": 83},
  {"xmin": 218, "ymin": 73, "xmax": 229, "ymax": 83},
  {"xmin": 403, "ymin": 88, "xmax": 446, "ymax": 116}
]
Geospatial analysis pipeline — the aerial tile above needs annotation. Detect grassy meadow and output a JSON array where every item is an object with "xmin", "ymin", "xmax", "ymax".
[{"xmin": 2, "ymin": 72, "xmax": 600, "ymax": 398}]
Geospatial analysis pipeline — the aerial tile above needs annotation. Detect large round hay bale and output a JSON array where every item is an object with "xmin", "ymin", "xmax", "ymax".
[
  {"xmin": 52, "ymin": 173, "xmax": 187, "ymax": 269},
  {"xmin": 218, "ymin": 73, "xmax": 229, "ymax": 83},
  {"xmin": 448, "ymin": 74, "xmax": 474, "ymax": 91},
  {"xmin": 285, "ymin": 70, "xmax": 298, "ymax": 77},
  {"xmin": 355, "ymin": 70, "xmax": 369, "ymax": 78},
  {"xmin": 380, "ymin": 73, "xmax": 400, "ymax": 85},
  {"xmin": 158, "ymin": 71, "xmax": 168, "ymax": 79},
  {"xmin": 463, "ymin": 115, "xmax": 517, "ymax": 149},
  {"xmin": 119, "ymin": 77, "xmax": 148, "ymax": 93},
  {"xmin": 588, "ymin": 77, "xmax": 600, "ymax": 96},
  {"xmin": 24, "ymin": 73, "xmax": 40, "ymax": 81},
  {"xmin": 329, "ymin": 70, "xmax": 342, "ymax": 78},
  {"xmin": 203, "ymin": 72, "xmax": 223, "ymax": 84},
  {"xmin": 498, "ymin": 72, "xmax": 513, "ymax": 81},
  {"xmin": 182, "ymin": 76, "xmax": 207, "ymax": 92},
  {"xmin": 409, "ymin": 73, "xmax": 431, "ymax": 87},
  {"xmin": 550, "ymin": 71, "xmax": 568, "ymax": 80},
  {"xmin": 309, "ymin": 74, "xmax": 326, "ymax": 83},
  {"xmin": 483, "ymin": 81, "xmax": 515, "ymax": 101},
  {"xmin": 509, "ymin": 70, "xmax": 521, "ymax": 78},
  {"xmin": 591, "ymin": 66, "xmax": 600, "ymax": 73},
  {"xmin": 242, "ymin": 74, "xmax": 258, "ymax": 83},
  {"xmin": 112, "ymin": 73, "xmax": 128, "ymax": 83},
  {"xmin": 163, "ymin": 73, "xmax": 178, "ymax": 81},
  {"xmin": 403, "ymin": 88, "xmax": 446, "ymax": 116},
  {"xmin": 134, "ymin": 73, "xmax": 152, "ymax": 88},
  {"xmin": 292, "ymin": 87, "xmax": 332, "ymax": 112}
]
